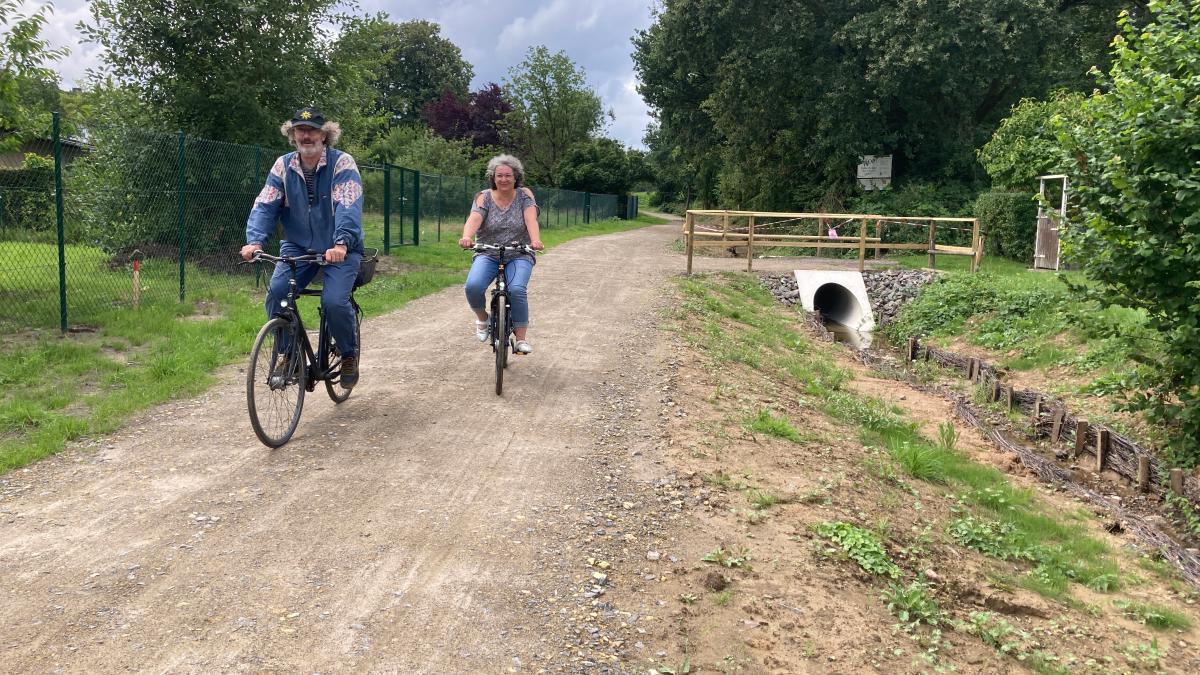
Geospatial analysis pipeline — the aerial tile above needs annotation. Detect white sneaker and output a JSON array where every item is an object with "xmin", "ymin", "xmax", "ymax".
[
  {"xmin": 514, "ymin": 340, "xmax": 533, "ymax": 354},
  {"xmin": 475, "ymin": 319, "xmax": 489, "ymax": 342}
]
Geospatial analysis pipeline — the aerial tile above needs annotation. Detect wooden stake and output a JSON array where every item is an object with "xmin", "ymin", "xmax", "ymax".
[
  {"xmin": 1072, "ymin": 419, "xmax": 1088, "ymax": 461},
  {"xmin": 685, "ymin": 211, "xmax": 695, "ymax": 275},
  {"xmin": 1031, "ymin": 394, "xmax": 1043, "ymax": 428},
  {"xmin": 857, "ymin": 219, "xmax": 867, "ymax": 272},
  {"xmin": 1137, "ymin": 456, "xmax": 1151, "ymax": 492},
  {"xmin": 1050, "ymin": 409, "xmax": 1066, "ymax": 443},
  {"xmin": 991, "ymin": 379, "xmax": 1002, "ymax": 402},
  {"xmin": 1095, "ymin": 427, "xmax": 1110, "ymax": 472},
  {"xmin": 1170, "ymin": 468, "xmax": 1185, "ymax": 495},
  {"xmin": 874, "ymin": 219, "xmax": 882, "ymax": 259},
  {"xmin": 1004, "ymin": 386, "xmax": 1014, "ymax": 410},
  {"xmin": 747, "ymin": 215, "xmax": 756, "ymax": 272},
  {"xmin": 907, "ymin": 337, "xmax": 918, "ymax": 362}
]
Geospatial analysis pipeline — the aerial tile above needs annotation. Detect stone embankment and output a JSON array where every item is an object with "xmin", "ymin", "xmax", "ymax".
[{"xmin": 761, "ymin": 268, "xmax": 938, "ymax": 326}]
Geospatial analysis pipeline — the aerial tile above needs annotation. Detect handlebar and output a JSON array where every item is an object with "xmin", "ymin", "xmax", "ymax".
[
  {"xmin": 239, "ymin": 250, "xmax": 326, "ymax": 266},
  {"xmin": 465, "ymin": 242, "xmax": 538, "ymax": 255}
]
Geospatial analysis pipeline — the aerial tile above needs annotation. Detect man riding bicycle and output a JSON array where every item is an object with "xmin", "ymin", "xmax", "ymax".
[{"xmin": 241, "ymin": 107, "xmax": 365, "ymax": 387}]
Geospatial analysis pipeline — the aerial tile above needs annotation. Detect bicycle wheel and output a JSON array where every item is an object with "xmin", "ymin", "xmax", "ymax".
[
  {"xmin": 247, "ymin": 317, "xmax": 307, "ymax": 447},
  {"xmin": 494, "ymin": 298, "xmax": 507, "ymax": 395},
  {"xmin": 324, "ymin": 303, "xmax": 362, "ymax": 403}
]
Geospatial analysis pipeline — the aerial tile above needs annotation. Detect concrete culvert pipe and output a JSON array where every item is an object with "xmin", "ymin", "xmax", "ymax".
[{"xmin": 813, "ymin": 282, "xmax": 867, "ymax": 330}]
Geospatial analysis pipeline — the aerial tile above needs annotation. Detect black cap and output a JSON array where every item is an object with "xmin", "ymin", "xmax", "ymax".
[{"xmin": 291, "ymin": 107, "xmax": 326, "ymax": 129}]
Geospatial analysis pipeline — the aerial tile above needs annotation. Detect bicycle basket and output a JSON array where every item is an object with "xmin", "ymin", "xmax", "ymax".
[{"xmin": 354, "ymin": 249, "xmax": 379, "ymax": 288}]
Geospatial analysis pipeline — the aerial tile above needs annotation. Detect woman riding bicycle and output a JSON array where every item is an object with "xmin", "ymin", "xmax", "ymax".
[{"xmin": 458, "ymin": 154, "xmax": 544, "ymax": 354}]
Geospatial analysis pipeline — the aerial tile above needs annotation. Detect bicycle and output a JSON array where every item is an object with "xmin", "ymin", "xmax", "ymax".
[
  {"xmin": 243, "ymin": 248, "xmax": 378, "ymax": 447},
  {"xmin": 468, "ymin": 242, "xmax": 537, "ymax": 396}
]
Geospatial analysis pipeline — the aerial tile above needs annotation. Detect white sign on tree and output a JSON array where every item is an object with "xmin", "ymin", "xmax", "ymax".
[{"xmin": 857, "ymin": 155, "xmax": 892, "ymax": 190}]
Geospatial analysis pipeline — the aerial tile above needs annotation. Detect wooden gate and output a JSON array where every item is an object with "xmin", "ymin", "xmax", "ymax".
[{"xmin": 1033, "ymin": 175, "xmax": 1067, "ymax": 270}]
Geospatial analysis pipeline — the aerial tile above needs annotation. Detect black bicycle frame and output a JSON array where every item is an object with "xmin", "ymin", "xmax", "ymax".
[
  {"xmin": 489, "ymin": 256, "xmax": 513, "ymax": 353},
  {"xmin": 274, "ymin": 262, "xmax": 343, "ymax": 389}
]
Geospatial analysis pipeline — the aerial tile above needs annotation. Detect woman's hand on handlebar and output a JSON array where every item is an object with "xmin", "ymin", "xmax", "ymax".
[
  {"xmin": 459, "ymin": 237, "xmax": 473, "ymax": 249},
  {"xmin": 530, "ymin": 239, "xmax": 544, "ymax": 251}
]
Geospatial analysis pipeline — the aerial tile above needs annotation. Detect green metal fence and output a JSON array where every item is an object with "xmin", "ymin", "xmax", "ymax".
[{"xmin": 0, "ymin": 113, "xmax": 631, "ymax": 333}]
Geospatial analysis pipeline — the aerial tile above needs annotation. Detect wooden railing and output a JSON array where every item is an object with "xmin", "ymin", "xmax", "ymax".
[{"xmin": 683, "ymin": 210, "xmax": 983, "ymax": 273}]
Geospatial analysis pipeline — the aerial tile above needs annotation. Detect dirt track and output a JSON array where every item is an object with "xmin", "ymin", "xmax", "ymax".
[{"xmin": 0, "ymin": 222, "xmax": 725, "ymax": 673}]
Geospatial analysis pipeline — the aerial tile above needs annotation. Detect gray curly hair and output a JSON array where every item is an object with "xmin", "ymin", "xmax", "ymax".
[
  {"xmin": 485, "ymin": 154, "xmax": 525, "ymax": 189},
  {"xmin": 280, "ymin": 120, "xmax": 342, "ymax": 148}
]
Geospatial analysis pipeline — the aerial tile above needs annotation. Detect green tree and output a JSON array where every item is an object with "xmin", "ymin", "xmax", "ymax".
[
  {"xmin": 977, "ymin": 92, "xmax": 1088, "ymax": 190},
  {"xmin": 634, "ymin": 0, "xmax": 1138, "ymax": 210},
  {"xmin": 504, "ymin": 45, "xmax": 605, "ymax": 186},
  {"xmin": 80, "ymin": 0, "xmax": 350, "ymax": 145},
  {"xmin": 336, "ymin": 16, "xmax": 473, "ymax": 128},
  {"xmin": 365, "ymin": 125, "xmax": 475, "ymax": 176},
  {"xmin": 0, "ymin": 0, "xmax": 67, "ymax": 147},
  {"xmin": 556, "ymin": 138, "xmax": 649, "ymax": 195},
  {"xmin": 1058, "ymin": 1, "xmax": 1200, "ymax": 465}
]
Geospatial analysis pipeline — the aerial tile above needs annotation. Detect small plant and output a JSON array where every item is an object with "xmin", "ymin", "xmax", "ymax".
[
  {"xmin": 814, "ymin": 521, "xmax": 899, "ymax": 578},
  {"xmin": 1118, "ymin": 639, "xmax": 1168, "ymax": 669},
  {"xmin": 1166, "ymin": 491, "xmax": 1200, "ymax": 542},
  {"xmin": 744, "ymin": 408, "xmax": 805, "ymax": 443},
  {"xmin": 1085, "ymin": 573, "xmax": 1121, "ymax": 593},
  {"xmin": 747, "ymin": 488, "xmax": 779, "ymax": 510},
  {"xmin": 703, "ymin": 471, "xmax": 735, "ymax": 489},
  {"xmin": 657, "ymin": 656, "xmax": 692, "ymax": 674},
  {"xmin": 936, "ymin": 421, "xmax": 959, "ymax": 451},
  {"xmin": 888, "ymin": 440, "xmax": 948, "ymax": 483},
  {"xmin": 1113, "ymin": 600, "xmax": 1193, "ymax": 631},
  {"xmin": 712, "ymin": 590, "xmax": 733, "ymax": 606},
  {"xmin": 966, "ymin": 611, "xmax": 1027, "ymax": 655},
  {"xmin": 702, "ymin": 546, "xmax": 752, "ymax": 569},
  {"xmin": 883, "ymin": 580, "xmax": 942, "ymax": 628},
  {"xmin": 948, "ymin": 515, "xmax": 1036, "ymax": 561},
  {"xmin": 678, "ymin": 593, "xmax": 698, "ymax": 605}
]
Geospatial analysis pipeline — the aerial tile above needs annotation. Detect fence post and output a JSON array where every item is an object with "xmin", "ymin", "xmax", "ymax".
[
  {"xmin": 685, "ymin": 211, "xmax": 695, "ymax": 275},
  {"xmin": 398, "ymin": 168, "xmax": 406, "ymax": 246},
  {"xmin": 437, "ymin": 174, "xmax": 443, "ymax": 243},
  {"xmin": 584, "ymin": 193, "xmax": 591, "ymax": 224},
  {"xmin": 176, "ymin": 131, "xmax": 187, "ymax": 302},
  {"xmin": 53, "ymin": 112, "xmax": 67, "ymax": 333},
  {"xmin": 874, "ymin": 219, "xmax": 882, "ymax": 259},
  {"xmin": 926, "ymin": 219, "xmax": 936, "ymax": 269},
  {"xmin": 412, "ymin": 169, "xmax": 420, "ymax": 246},
  {"xmin": 383, "ymin": 164, "xmax": 391, "ymax": 254},
  {"xmin": 747, "ymin": 216, "xmax": 755, "ymax": 272},
  {"xmin": 857, "ymin": 219, "xmax": 867, "ymax": 272}
]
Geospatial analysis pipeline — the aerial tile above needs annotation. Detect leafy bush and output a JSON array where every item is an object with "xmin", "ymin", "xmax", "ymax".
[
  {"xmin": 1057, "ymin": 1, "xmax": 1200, "ymax": 465},
  {"xmin": 974, "ymin": 191, "xmax": 1037, "ymax": 262},
  {"xmin": 976, "ymin": 92, "xmax": 1085, "ymax": 190},
  {"xmin": 0, "ymin": 154, "xmax": 55, "ymax": 239}
]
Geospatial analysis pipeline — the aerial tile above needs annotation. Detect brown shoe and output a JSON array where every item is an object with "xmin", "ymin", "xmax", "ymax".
[{"xmin": 340, "ymin": 355, "xmax": 359, "ymax": 388}]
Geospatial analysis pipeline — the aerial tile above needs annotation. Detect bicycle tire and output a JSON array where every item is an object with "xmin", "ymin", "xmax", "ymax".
[
  {"xmin": 494, "ymin": 298, "xmax": 507, "ymax": 395},
  {"xmin": 324, "ymin": 303, "xmax": 362, "ymax": 403},
  {"xmin": 247, "ymin": 317, "xmax": 307, "ymax": 447}
]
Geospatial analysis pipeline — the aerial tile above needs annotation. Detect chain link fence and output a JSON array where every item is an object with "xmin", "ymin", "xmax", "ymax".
[{"xmin": 0, "ymin": 113, "xmax": 630, "ymax": 333}]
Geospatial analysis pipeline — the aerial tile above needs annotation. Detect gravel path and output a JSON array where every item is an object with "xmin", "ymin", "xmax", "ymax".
[{"xmin": 0, "ymin": 222, "xmax": 691, "ymax": 673}]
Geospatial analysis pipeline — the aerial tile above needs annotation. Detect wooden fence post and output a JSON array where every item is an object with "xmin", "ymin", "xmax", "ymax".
[
  {"xmin": 858, "ymin": 219, "xmax": 867, "ymax": 272},
  {"xmin": 1137, "ymin": 457, "xmax": 1151, "ymax": 492},
  {"xmin": 1004, "ymin": 386, "xmax": 1014, "ymax": 411},
  {"xmin": 747, "ymin": 215, "xmax": 755, "ymax": 272},
  {"xmin": 1095, "ymin": 428, "xmax": 1110, "ymax": 472},
  {"xmin": 1050, "ymin": 409, "xmax": 1066, "ymax": 443},
  {"xmin": 971, "ymin": 219, "xmax": 982, "ymax": 272},
  {"xmin": 1072, "ymin": 419, "xmax": 1088, "ymax": 461},
  {"xmin": 1030, "ymin": 394, "xmax": 1043, "ymax": 428},
  {"xmin": 927, "ymin": 220, "xmax": 937, "ymax": 269},
  {"xmin": 991, "ymin": 379, "xmax": 1002, "ymax": 402},
  {"xmin": 907, "ymin": 337, "xmax": 918, "ymax": 362},
  {"xmin": 1170, "ymin": 469, "xmax": 1185, "ymax": 495},
  {"xmin": 874, "ymin": 219, "xmax": 882, "ymax": 259},
  {"xmin": 685, "ymin": 211, "xmax": 695, "ymax": 275}
]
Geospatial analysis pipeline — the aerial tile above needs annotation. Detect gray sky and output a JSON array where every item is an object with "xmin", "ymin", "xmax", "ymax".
[{"xmin": 20, "ymin": 0, "xmax": 657, "ymax": 148}]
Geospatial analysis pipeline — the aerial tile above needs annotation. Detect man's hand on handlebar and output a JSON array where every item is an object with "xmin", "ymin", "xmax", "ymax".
[
  {"xmin": 324, "ymin": 243, "xmax": 348, "ymax": 263},
  {"xmin": 240, "ymin": 243, "xmax": 263, "ymax": 261}
]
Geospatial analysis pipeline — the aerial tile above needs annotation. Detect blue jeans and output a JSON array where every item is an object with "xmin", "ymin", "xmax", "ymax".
[
  {"xmin": 464, "ymin": 255, "xmax": 533, "ymax": 328},
  {"xmin": 266, "ymin": 242, "xmax": 362, "ymax": 357}
]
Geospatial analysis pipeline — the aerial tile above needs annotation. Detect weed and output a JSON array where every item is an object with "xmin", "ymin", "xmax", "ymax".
[
  {"xmin": 936, "ymin": 422, "xmax": 959, "ymax": 451},
  {"xmin": 702, "ymin": 546, "xmax": 752, "ymax": 569},
  {"xmin": 1113, "ymin": 600, "xmax": 1192, "ymax": 631},
  {"xmin": 883, "ymin": 580, "xmax": 942, "ymax": 628},
  {"xmin": 814, "ymin": 521, "xmax": 899, "ymax": 578},
  {"xmin": 887, "ymin": 439, "xmax": 948, "ymax": 483},
  {"xmin": 745, "ymin": 408, "xmax": 806, "ymax": 443},
  {"xmin": 747, "ymin": 489, "xmax": 779, "ymax": 510},
  {"xmin": 1166, "ymin": 491, "xmax": 1200, "ymax": 542},
  {"xmin": 1118, "ymin": 639, "xmax": 1168, "ymax": 669},
  {"xmin": 712, "ymin": 590, "xmax": 733, "ymax": 606},
  {"xmin": 948, "ymin": 515, "xmax": 1036, "ymax": 562},
  {"xmin": 703, "ymin": 471, "xmax": 736, "ymax": 489},
  {"xmin": 678, "ymin": 593, "xmax": 698, "ymax": 605}
]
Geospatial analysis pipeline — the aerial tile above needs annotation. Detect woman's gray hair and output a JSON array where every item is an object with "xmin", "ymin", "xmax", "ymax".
[
  {"xmin": 485, "ymin": 154, "xmax": 525, "ymax": 189},
  {"xmin": 280, "ymin": 120, "xmax": 342, "ymax": 148}
]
